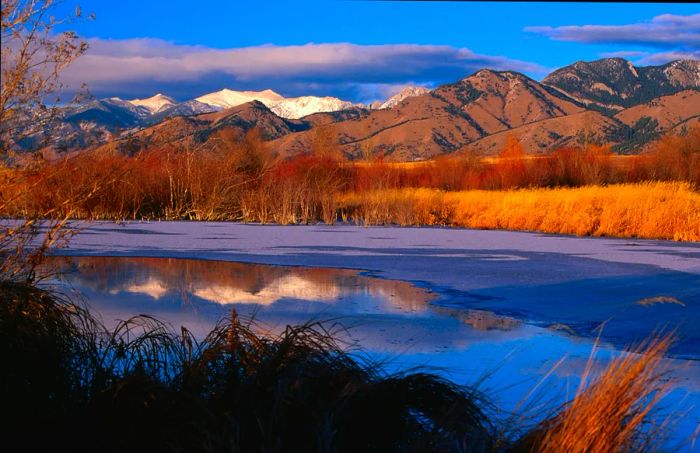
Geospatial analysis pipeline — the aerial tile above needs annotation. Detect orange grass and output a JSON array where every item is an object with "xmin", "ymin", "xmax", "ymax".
[
  {"xmin": 337, "ymin": 182, "xmax": 700, "ymax": 241},
  {"xmin": 2, "ymin": 128, "xmax": 698, "ymax": 240},
  {"xmin": 532, "ymin": 335, "xmax": 673, "ymax": 452}
]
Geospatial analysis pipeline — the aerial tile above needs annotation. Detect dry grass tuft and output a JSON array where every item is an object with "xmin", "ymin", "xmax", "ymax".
[
  {"xmin": 636, "ymin": 296, "xmax": 685, "ymax": 307},
  {"xmin": 529, "ymin": 335, "xmax": 673, "ymax": 453}
]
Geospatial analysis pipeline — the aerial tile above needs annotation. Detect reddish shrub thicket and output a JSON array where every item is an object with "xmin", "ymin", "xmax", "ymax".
[
  {"xmin": 1, "ymin": 127, "xmax": 698, "ymax": 224},
  {"xmin": 628, "ymin": 127, "xmax": 700, "ymax": 187}
]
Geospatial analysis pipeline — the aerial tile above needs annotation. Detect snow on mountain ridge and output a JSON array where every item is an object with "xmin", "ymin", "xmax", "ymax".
[
  {"xmin": 129, "ymin": 93, "xmax": 176, "ymax": 114},
  {"xmin": 270, "ymin": 96, "xmax": 356, "ymax": 119},
  {"xmin": 195, "ymin": 89, "xmax": 285, "ymax": 110},
  {"xmin": 194, "ymin": 89, "xmax": 356, "ymax": 119},
  {"xmin": 73, "ymin": 97, "xmax": 151, "ymax": 119},
  {"xmin": 152, "ymin": 100, "xmax": 218, "ymax": 120},
  {"xmin": 377, "ymin": 86, "xmax": 431, "ymax": 109}
]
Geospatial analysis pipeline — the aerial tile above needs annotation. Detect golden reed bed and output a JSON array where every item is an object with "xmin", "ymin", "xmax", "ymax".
[{"xmin": 338, "ymin": 182, "xmax": 700, "ymax": 241}]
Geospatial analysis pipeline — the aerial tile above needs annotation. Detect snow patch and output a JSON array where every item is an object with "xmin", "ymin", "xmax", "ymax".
[
  {"xmin": 270, "ymin": 96, "xmax": 355, "ymax": 119},
  {"xmin": 376, "ymin": 86, "xmax": 430, "ymax": 109},
  {"xmin": 129, "ymin": 93, "xmax": 176, "ymax": 114},
  {"xmin": 195, "ymin": 89, "xmax": 355, "ymax": 119},
  {"xmin": 195, "ymin": 88, "xmax": 285, "ymax": 110}
]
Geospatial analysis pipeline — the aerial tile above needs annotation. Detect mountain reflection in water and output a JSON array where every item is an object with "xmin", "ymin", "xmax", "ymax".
[
  {"xmin": 43, "ymin": 256, "xmax": 521, "ymax": 338},
  {"xmin": 45, "ymin": 255, "xmax": 428, "ymax": 310}
]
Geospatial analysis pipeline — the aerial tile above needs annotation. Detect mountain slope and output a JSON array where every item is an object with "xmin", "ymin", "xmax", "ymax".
[
  {"xmin": 272, "ymin": 70, "xmax": 586, "ymax": 159},
  {"xmin": 26, "ymin": 98, "xmax": 149, "ymax": 150},
  {"xmin": 101, "ymin": 101, "xmax": 306, "ymax": 155},
  {"xmin": 467, "ymin": 111, "xmax": 625, "ymax": 155},
  {"xmin": 65, "ymin": 97, "xmax": 150, "ymax": 126},
  {"xmin": 615, "ymin": 90, "xmax": 700, "ymax": 130},
  {"xmin": 612, "ymin": 89, "xmax": 700, "ymax": 152},
  {"xmin": 437, "ymin": 69, "xmax": 584, "ymax": 134},
  {"xmin": 151, "ymin": 100, "xmax": 219, "ymax": 122},
  {"xmin": 543, "ymin": 58, "xmax": 700, "ymax": 112}
]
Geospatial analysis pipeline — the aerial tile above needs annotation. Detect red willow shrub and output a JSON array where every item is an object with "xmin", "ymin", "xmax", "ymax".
[
  {"xmin": 628, "ymin": 127, "xmax": 700, "ymax": 186},
  {"xmin": 2, "ymin": 127, "xmax": 698, "ymax": 223}
]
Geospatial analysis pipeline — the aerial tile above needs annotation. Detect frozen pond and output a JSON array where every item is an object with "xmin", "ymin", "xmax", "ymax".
[{"xmin": 48, "ymin": 221, "xmax": 700, "ymax": 449}]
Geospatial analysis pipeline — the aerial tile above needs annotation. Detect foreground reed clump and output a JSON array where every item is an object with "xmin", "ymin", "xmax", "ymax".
[
  {"xmin": 0, "ymin": 276, "xmax": 679, "ymax": 452},
  {"xmin": 521, "ymin": 336, "xmax": 673, "ymax": 452},
  {"xmin": 338, "ymin": 182, "xmax": 700, "ymax": 241},
  {"xmin": 0, "ymin": 281, "xmax": 494, "ymax": 453}
]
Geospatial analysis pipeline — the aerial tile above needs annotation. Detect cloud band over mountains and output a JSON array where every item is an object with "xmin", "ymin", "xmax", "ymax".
[
  {"xmin": 60, "ymin": 39, "xmax": 546, "ymax": 101},
  {"xmin": 527, "ymin": 13, "xmax": 700, "ymax": 65},
  {"xmin": 59, "ymin": 13, "xmax": 699, "ymax": 102}
]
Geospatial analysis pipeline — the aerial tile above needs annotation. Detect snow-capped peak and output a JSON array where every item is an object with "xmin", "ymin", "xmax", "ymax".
[
  {"xmin": 256, "ymin": 89, "xmax": 285, "ymax": 100},
  {"xmin": 194, "ymin": 88, "xmax": 355, "ymax": 119},
  {"xmin": 376, "ymin": 86, "xmax": 430, "ymax": 109},
  {"xmin": 195, "ymin": 88, "xmax": 285, "ymax": 110},
  {"xmin": 129, "ymin": 93, "xmax": 176, "ymax": 114},
  {"xmin": 91, "ymin": 88, "xmax": 357, "ymax": 121},
  {"xmin": 270, "ymin": 96, "xmax": 356, "ymax": 119}
]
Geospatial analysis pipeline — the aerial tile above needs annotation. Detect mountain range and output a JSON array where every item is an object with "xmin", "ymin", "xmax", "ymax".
[{"xmin": 15, "ymin": 58, "xmax": 700, "ymax": 159}]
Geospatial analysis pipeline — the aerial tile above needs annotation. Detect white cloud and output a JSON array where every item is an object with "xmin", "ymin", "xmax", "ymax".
[
  {"xmin": 598, "ymin": 50, "xmax": 649, "ymax": 59},
  {"xmin": 526, "ymin": 13, "xmax": 700, "ymax": 48},
  {"xmin": 597, "ymin": 48, "xmax": 700, "ymax": 67},
  {"xmin": 634, "ymin": 50, "xmax": 700, "ymax": 65},
  {"xmin": 59, "ymin": 39, "xmax": 547, "ymax": 101}
]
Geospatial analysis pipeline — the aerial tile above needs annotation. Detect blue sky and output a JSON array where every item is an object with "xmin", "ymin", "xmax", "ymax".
[{"xmin": 52, "ymin": 1, "xmax": 700, "ymax": 102}]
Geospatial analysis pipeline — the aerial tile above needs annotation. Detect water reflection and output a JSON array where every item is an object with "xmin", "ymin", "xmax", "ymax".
[
  {"xmin": 42, "ymin": 256, "xmax": 531, "ymax": 351},
  {"xmin": 432, "ymin": 307, "xmax": 521, "ymax": 331},
  {"xmin": 45, "ymin": 255, "xmax": 432, "ymax": 315},
  {"xmin": 41, "ymin": 255, "xmax": 700, "ymax": 448}
]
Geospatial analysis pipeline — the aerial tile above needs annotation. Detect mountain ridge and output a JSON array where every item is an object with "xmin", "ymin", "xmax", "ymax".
[
  {"xmin": 543, "ymin": 58, "xmax": 700, "ymax": 112},
  {"xmin": 13, "ymin": 57, "xmax": 700, "ymax": 159}
]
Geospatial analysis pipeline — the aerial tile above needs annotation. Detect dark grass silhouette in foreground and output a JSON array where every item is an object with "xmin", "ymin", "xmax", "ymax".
[
  {"xmin": 0, "ymin": 278, "xmax": 676, "ymax": 453},
  {"xmin": 1, "ymin": 281, "xmax": 494, "ymax": 452}
]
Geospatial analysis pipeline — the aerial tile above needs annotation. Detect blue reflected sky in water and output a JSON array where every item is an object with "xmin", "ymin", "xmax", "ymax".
[{"xmin": 43, "ymin": 256, "xmax": 700, "ymax": 449}]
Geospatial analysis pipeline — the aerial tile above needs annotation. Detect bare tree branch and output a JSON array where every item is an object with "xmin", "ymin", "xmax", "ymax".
[{"xmin": 1, "ymin": 0, "xmax": 91, "ymax": 155}]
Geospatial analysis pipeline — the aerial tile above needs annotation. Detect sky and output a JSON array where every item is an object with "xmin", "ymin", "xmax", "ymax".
[{"xmin": 49, "ymin": 1, "xmax": 700, "ymax": 103}]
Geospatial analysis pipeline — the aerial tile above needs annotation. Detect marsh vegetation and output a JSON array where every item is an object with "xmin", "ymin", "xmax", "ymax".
[{"xmin": 2, "ymin": 128, "xmax": 699, "ymax": 240}]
